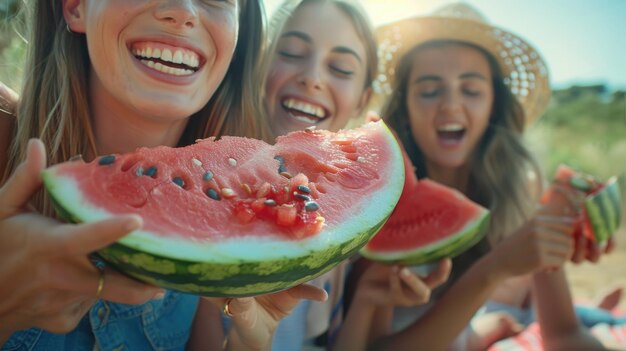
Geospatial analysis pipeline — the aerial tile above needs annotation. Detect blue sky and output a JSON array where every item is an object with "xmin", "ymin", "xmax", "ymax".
[{"xmin": 264, "ymin": 0, "xmax": 626, "ymax": 90}]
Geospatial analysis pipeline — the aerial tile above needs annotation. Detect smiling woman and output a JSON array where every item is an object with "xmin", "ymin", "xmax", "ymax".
[
  {"xmin": 262, "ymin": 0, "xmax": 377, "ymax": 136},
  {"xmin": 0, "ymin": 1, "xmax": 330, "ymax": 351}
]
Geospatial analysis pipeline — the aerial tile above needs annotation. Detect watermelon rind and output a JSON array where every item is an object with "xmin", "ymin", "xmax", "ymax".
[
  {"xmin": 41, "ymin": 122, "xmax": 405, "ymax": 297},
  {"xmin": 585, "ymin": 177, "xmax": 622, "ymax": 243},
  {"xmin": 360, "ymin": 208, "xmax": 489, "ymax": 265}
]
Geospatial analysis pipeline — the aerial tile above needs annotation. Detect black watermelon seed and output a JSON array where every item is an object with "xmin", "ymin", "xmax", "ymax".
[
  {"xmin": 296, "ymin": 185, "xmax": 311, "ymax": 194},
  {"xmin": 207, "ymin": 188, "xmax": 221, "ymax": 201},
  {"xmin": 274, "ymin": 155, "xmax": 287, "ymax": 174},
  {"xmin": 294, "ymin": 193, "xmax": 311, "ymax": 201},
  {"xmin": 173, "ymin": 177, "xmax": 185, "ymax": 188},
  {"xmin": 203, "ymin": 171, "xmax": 214, "ymax": 182},
  {"xmin": 304, "ymin": 201, "xmax": 319, "ymax": 212},
  {"xmin": 144, "ymin": 166, "xmax": 157, "ymax": 177},
  {"xmin": 98, "ymin": 155, "xmax": 116, "ymax": 165},
  {"xmin": 264, "ymin": 199, "xmax": 277, "ymax": 207}
]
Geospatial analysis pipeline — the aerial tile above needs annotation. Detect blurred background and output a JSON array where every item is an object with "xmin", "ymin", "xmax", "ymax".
[{"xmin": 1, "ymin": 0, "xmax": 625, "ymax": 306}]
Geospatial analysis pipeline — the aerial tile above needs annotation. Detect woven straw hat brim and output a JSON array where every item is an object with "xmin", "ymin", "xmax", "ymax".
[{"xmin": 373, "ymin": 16, "xmax": 551, "ymax": 125}]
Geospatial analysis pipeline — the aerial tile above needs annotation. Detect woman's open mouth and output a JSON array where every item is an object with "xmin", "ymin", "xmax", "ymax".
[
  {"xmin": 131, "ymin": 41, "xmax": 201, "ymax": 77},
  {"xmin": 281, "ymin": 97, "xmax": 328, "ymax": 124},
  {"xmin": 437, "ymin": 122, "xmax": 466, "ymax": 145}
]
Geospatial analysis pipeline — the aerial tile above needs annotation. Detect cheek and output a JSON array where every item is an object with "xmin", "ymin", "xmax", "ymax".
[{"xmin": 265, "ymin": 67, "xmax": 289, "ymax": 106}]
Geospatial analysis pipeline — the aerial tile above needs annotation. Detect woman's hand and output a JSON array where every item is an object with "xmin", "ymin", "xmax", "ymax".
[
  {"xmin": 0, "ymin": 140, "xmax": 163, "ymax": 338},
  {"xmin": 206, "ymin": 284, "xmax": 327, "ymax": 351},
  {"xmin": 543, "ymin": 180, "xmax": 615, "ymax": 264},
  {"xmin": 490, "ymin": 212, "xmax": 576, "ymax": 279},
  {"xmin": 354, "ymin": 259, "xmax": 451, "ymax": 307}
]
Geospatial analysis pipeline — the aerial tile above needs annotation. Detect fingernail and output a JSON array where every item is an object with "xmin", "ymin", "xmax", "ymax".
[{"xmin": 400, "ymin": 267, "xmax": 411, "ymax": 277}]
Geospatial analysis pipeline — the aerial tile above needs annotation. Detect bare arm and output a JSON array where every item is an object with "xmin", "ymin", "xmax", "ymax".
[
  {"xmin": 370, "ymin": 253, "xmax": 504, "ymax": 350},
  {"xmin": 532, "ymin": 270, "xmax": 605, "ymax": 351},
  {"xmin": 333, "ymin": 259, "xmax": 451, "ymax": 351}
]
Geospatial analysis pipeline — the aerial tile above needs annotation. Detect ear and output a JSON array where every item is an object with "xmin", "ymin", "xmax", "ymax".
[{"xmin": 63, "ymin": 0, "xmax": 86, "ymax": 33}]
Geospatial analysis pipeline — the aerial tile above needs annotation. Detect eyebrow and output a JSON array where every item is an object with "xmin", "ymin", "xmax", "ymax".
[
  {"xmin": 280, "ymin": 31, "xmax": 363, "ymax": 63},
  {"xmin": 414, "ymin": 72, "xmax": 488, "ymax": 84}
]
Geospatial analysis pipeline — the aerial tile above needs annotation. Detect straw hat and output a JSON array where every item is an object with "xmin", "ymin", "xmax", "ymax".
[{"xmin": 373, "ymin": 2, "xmax": 551, "ymax": 124}]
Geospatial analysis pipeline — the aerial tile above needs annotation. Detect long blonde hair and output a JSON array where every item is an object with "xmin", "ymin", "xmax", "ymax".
[
  {"xmin": 3, "ymin": 0, "xmax": 269, "ymax": 215},
  {"xmin": 383, "ymin": 40, "xmax": 542, "ymax": 247}
]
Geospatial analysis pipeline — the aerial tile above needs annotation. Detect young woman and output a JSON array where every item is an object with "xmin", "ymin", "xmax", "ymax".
[
  {"xmin": 339, "ymin": 3, "xmax": 611, "ymax": 350},
  {"xmin": 254, "ymin": 1, "xmax": 451, "ymax": 349},
  {"xmin": 0, "ymin": 1, "xmax": 325, "ymax": 350}
]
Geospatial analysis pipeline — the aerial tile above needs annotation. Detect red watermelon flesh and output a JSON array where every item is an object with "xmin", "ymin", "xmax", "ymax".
[
  {"xmin": 360, "ymin": 144, "xmax": 489, "ymax": 265},
  {"xmin": 49, "ymin": 124, "xmax": 388, "ymax": 241},
  {"xmin": 42, "ymin": 121, "xmax": 405, "ymax": 296},
  {"xmin": 542, "ymin": 164, "xmax": 622, "ymax": 243}
]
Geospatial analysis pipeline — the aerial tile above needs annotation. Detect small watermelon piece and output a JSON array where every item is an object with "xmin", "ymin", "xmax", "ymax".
[
  {"xmin": 42, "ymin": 121, "xmax": 404, "ymax": 297},
  {"xmin": 543, "ymin": 164, "xmax": 622, "ymax": 244},
  {"xmin": 360, "ymin": 146, "xmax": 489, "ymax": 265}
]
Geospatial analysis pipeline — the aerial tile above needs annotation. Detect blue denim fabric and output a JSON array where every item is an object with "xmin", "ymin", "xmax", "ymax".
[{"xmin": 2, "ymin": 291, "xmax": 198, "ymax": 351}]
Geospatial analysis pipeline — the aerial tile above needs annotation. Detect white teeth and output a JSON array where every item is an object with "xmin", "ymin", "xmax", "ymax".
[
  {"xmin": 161, "ymin": 48, "xmax": 172, "ymax": 62},
  {"xmin": 141, "ymin": 59, "xmax": 194, "ymax": 76},
  {"xmin": 173, "ymin": 50, "xmax": 183, "ymax": 64},
  {"xmin": 437, "ymin": 123, "xmax": 464, "ymax": 132},
  {"xmin": 134, "ymin": 45, "xmax": 200, "ymax": 69},
  {"xmin": 282, "ymin": 98, "xmax": 326, "ymax": 119}
]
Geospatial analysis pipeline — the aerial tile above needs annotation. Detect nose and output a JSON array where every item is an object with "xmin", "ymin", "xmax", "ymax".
[
  {"xmin": 154, "ymin": 0, "xmax": 198, "ymax": 29},
  {"xmin": 297, "ymin": 60, "xmax": 323, "ymax": 91},
  {"xmin": 439, "ymin": 90, "xmax": 462, "ymax": 116}
]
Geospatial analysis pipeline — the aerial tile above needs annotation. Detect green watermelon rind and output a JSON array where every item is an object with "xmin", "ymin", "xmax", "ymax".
[
  {"xmin": 96, "ymin": 219, "xmax": 387, "ymax": 297},
  {"xmin": 585, "ymin": 178, "xmax": 622, "ymax": 243},
  {"xmin": 41, "ymin": 122, "xmax": 405, "ymax": 296},
  {"xmin": 360, "ymin": 208, "xmax": 489, "ymax": 265}
]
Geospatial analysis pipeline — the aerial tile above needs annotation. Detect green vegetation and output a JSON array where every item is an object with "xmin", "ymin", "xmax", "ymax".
[
  {"xmin": 527, "ymin": 85, "xmax": 626, "ymax": 183},
  {"xmin": 0, "ymin": 0, "xmax": 25, "ymax": 92}
]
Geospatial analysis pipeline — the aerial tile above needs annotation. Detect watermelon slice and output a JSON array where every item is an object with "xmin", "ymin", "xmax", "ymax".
[
  {"xmin": 360, "ymin": 147, "xmax": 489, "ymax": 265},
  {"xmin": 42, "ymin": 121, "xmax": 404, "ymax": 297},
  {"xmin": 542, "ymin": 164, "xmax": 622, "ymax": 244}
]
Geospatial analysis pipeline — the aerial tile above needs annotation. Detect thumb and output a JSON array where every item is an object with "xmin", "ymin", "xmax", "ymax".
[{"xmin": 0, "ymin": 139, "xmax": 47, "ymax": 217}]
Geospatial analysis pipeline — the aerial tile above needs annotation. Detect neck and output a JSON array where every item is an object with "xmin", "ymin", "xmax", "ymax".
[
  {"xmin": 89, "ymin": 77, "xmax": 188, "ymax": 159},
  {"xmin": 426, "ymin": 161, "xmax": 470, "ymax": 193}
]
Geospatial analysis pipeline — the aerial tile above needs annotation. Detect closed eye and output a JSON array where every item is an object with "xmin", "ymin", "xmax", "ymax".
[
  {"xmin": 330, "ymin": 66, "xmax": 353, "ymax": 77},
  {"xmin": 420, "ymin": 90, "xmax": 440, "ymax": 98},
  {"xmin": 279, "ymin": 51, "xmax": 304, "ymax": 59}
]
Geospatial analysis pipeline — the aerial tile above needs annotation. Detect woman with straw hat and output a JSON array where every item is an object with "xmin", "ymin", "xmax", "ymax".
[{"xmin": 338, "ymin": 3, "xmax": 610, "ymax": 350}]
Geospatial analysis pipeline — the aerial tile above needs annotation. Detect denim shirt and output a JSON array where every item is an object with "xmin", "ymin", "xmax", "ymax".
[{"xmin": 2, "ymin": 291, "xmax": 198, "ymax": 351}]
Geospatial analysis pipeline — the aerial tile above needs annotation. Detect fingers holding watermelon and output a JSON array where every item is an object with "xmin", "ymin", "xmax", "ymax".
[
  {"xmin": 0, "ymin": 140, "xmax": 164, "ymax": 337},
  {"xmin": 542, "ymin": 164, "xmax": 622, "ymax": 264},
  {"xmin": 205, "ymin": 284, "xmax": 327, "ymax": 350}
]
